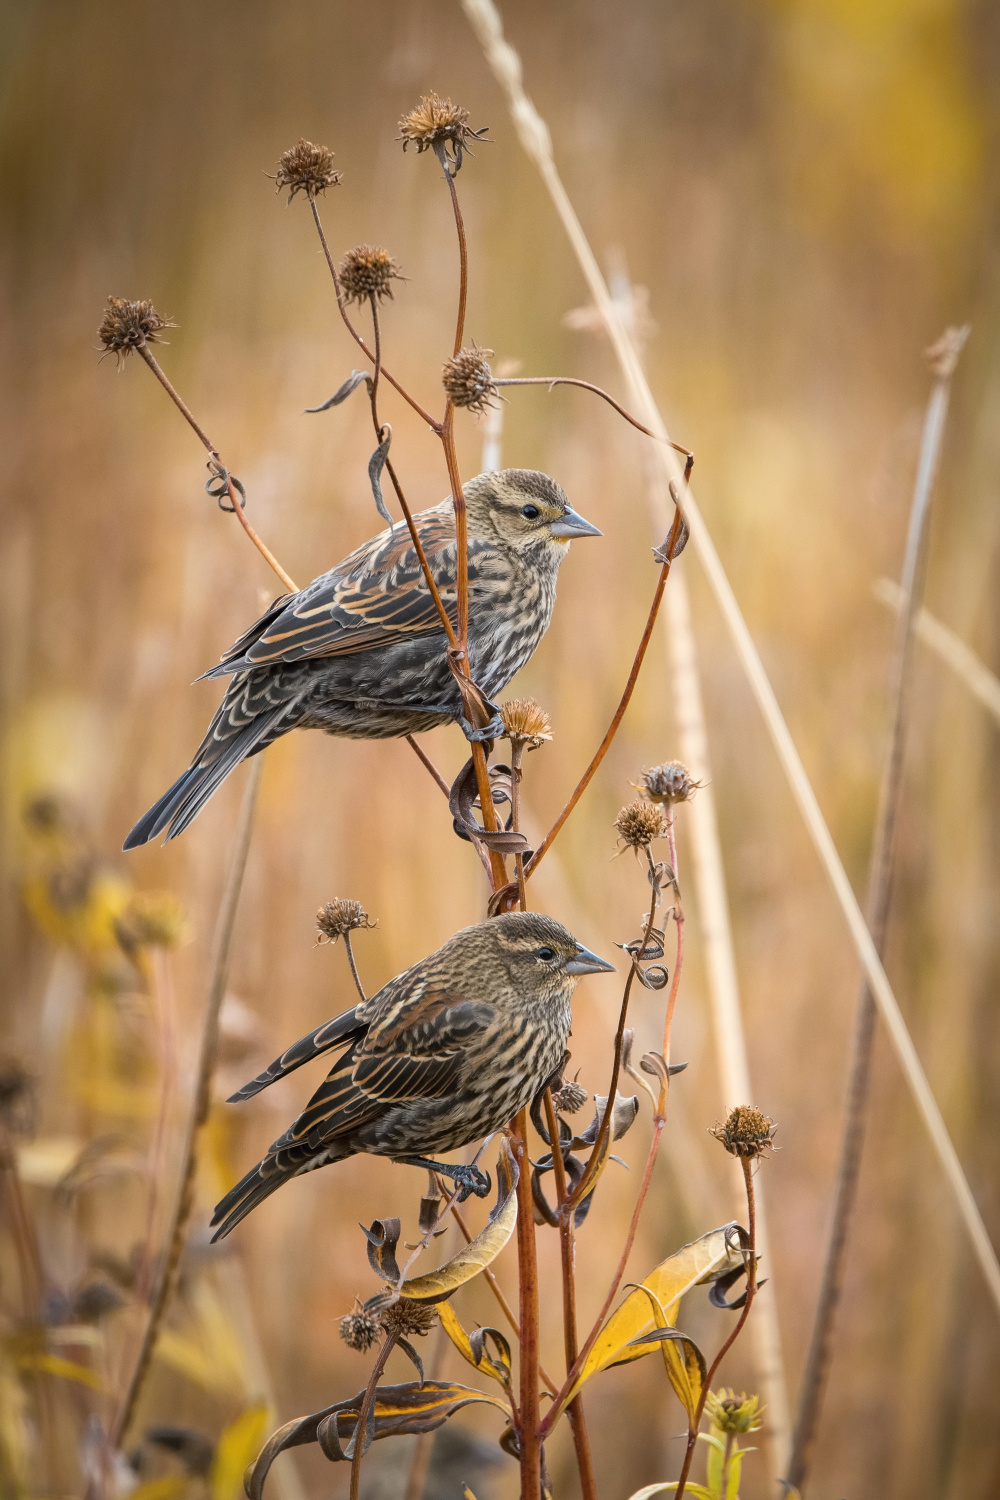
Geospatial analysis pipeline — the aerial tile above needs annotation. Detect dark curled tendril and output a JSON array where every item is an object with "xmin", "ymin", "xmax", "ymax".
[
  {"xmin": 636, "ymin": 965, "xmax": 669, "ymax": 991},
  {"xmin": 205, "ymin": 459, "xmax": 246, "ymax": 514}
]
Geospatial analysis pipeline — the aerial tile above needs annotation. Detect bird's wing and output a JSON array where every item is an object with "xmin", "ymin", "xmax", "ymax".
[
  {"xmin": 204, "ymin": 507, "xmax": 482, "ymax": 675},
  {"xmin": 226, "ymin": 1004, "xmax": 365, "ymax": 1103}
]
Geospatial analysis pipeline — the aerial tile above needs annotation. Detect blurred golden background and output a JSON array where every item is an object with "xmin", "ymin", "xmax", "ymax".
[{"xmin": 2, "ymin": 1, "xmax": 999, "ymax": 1497}]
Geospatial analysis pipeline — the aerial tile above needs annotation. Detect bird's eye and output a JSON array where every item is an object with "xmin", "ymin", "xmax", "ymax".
[
  {"xmin": 521, "ymin": 504, "xmax": 541, "ymax": 520},
  {"xmin": 537, "ymin": 946, "xmax": 555, "ymax": 961}
]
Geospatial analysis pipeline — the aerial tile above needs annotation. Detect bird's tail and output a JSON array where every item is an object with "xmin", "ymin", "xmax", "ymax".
[
  {"xmin": 210, "ymin": 1159, "xmax": 294, "ymax": 1242},
  {"xmin": 123, "ymin": 707, "xmax": 284, "ymax": 850}
]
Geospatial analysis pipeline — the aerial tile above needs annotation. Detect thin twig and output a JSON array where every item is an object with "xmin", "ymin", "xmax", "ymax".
[
  {"xmin": 405, "ymin": 735, "xmax": 451, "ymax": 798},
  {"xmin": 350, "ymin": 1331, "xmax": 399, "ymax": 1500},
  {"xmin": 511, "ymin": 1108, "xmax": 542, "ymax": 1500},
  {"xmin": 342, "ymin": 933, "xmax": 366, "ymax": 1004},
  {"xmin": 111, "ymin": 758, "xmax": 263, "ymax": 1447},
  {"xmin": 494, "ymin": 376, "xmax": 689, "ymax": 453}
]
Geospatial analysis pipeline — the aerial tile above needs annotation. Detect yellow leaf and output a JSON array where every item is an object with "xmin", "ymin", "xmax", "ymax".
[
  {"xmin": 16, "ymin": 1354, "xmax": 103, "ymax": 1391},
  {"xmin": 615, "ymin": 1285, "xmax": 705, "ymax": 1423},
  {"xmin": 153, "ymin": 1282, "xmax": 246, "ymax": 1395},
  {"xmin": 210, "ymin": 1403, "xmax": 271, "ymax": 1500},
  {"xmin": 400, "ymin": 1140, "xmax": 519, "ymax": 1302},
  {"xmin": 436, "ymin": 1304, "xmax": 512, "ymax": 1391}
]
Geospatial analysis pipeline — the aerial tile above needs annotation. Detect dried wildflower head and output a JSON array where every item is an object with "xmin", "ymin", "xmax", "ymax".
[
  {"xmin": 711, "ymin": 1105, "xmax": 776, "ymax": 1161},
  {"xmin": 316, "ymin": 898, "xmax": 376, "ymax": 945},
  {"xmin": 443, "ymin": 345, "xmax": 497, "ymax": 414},
  {"xmin": 337, "ymin": 245, "xmax": 403, "ymax": 306},
  {"xmin": 379, "ymin": 1299, "xmax": 438, "ymax": 1339},
  {"xmin": 398, "ymin": 93, "xmax": 489, "ymax": 172},
  {"xmin": 114, "ymin": 891, "xmax": 189, "ymax": 956},
  {"xmin": 500, "ymin": 698, "xmax": 553, "ymax": 751},
  {"xmin": 614, "ymin": 801, "xmax": 666, "ymax": 852},
  {"xmin": 552, "ymin": 1078, "xmax": 587, "ymax": 1115},
  {"xmin": 98, "ymin": 298, "xmax": 174, "ymax": 365},
  {"xmin": 273, "ymin": 139, "xmax": 341, "ymax": 203},
  {"xmin": 640, "ymin": 762, "xmax": 699, "ymax": 805},
  {"xmin": 705, "ymin": 1388, "xmax": 764, "ymax": 1435},
  {"xmin": 339, "ymin": 1302, "xmax": 381, "ymax": 1353},
  {"xmin": 0, "ymin": 1057, "xmax": 36, "ymax": 1136}
]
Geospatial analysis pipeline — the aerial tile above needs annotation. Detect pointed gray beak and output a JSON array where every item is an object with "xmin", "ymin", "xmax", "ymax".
[
  {"xmin": 565, "ymin": 943, "xmax": 615, "ymax": 976},
  {"xmin": 549, "ymin": 506, "xmax": 602, "ymax": 540}
]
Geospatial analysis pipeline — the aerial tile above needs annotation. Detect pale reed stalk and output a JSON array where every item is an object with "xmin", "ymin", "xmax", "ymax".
[
  {"xmin": 461, "ymin": 0, "xmax": 1000, "ymax": 1320},
  {"xmin": 873, "ymin": 579, "xmax": 1000, "ymax": 726}
]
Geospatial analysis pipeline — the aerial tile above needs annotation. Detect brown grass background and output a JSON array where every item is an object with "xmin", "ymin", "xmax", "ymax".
[{"xmin": 2, "ymin": 1, "xmax": 1000, "ymax": 1497}]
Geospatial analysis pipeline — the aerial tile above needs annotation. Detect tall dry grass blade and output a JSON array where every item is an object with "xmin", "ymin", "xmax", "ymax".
[
  {"xmin": 873, "ymin": 579, "xmax": 1000, "ymax": 725},
  {"xmin": 788, "ymin": 333, "xmax": 967, "ymax": 1493},
  {"xmin": 462, "ymin": 0, "xmax": 1000, "ymax": 1322},
  {"xmin": 111, "ymin": 757, "xmax": 264, "ymax": 1447}
]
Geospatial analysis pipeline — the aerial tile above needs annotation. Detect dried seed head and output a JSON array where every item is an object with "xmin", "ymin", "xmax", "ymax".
[
  {"xmin": 114, "ymin": 891, "xmax": 189, "ymax": 956},
  {"xmin": 98, "ymin": 298, "xmax": 174, "ymax": 365},
  {"xmin": 552, "ymin": 1079, "xmax": 588, "ymax": 1115},
  {"xmin": 379, "ymin": 1299, "xmax": 438, "ymax": 1338},
  {"xmin": 338, "ymin": 245, "xmax": 403, "ymax": 306},
  {"xmin": 339, "ymin": 1303, "xmax": 381, "ymax": 1353},
  {"xmin": 273, "ymin": 139, "xmax": 341, "ymax": 202},
  {"xmin": 500, "ymin": 698, "xmax": 553, "ymax": 750},
  {"xmin": 640, "ymin": 762, "xmax": 699, "ymax": 805},
  {"xmin": 316, "ymin": 898, "xmax": 376, "ymax": 945},
  {"xmin": 705, "ymin": 1388, "xmax": 764, "ymax": 1435},
  {"xmin": 614, "ymin": 801, "xmax": 666, "ymax": 851},
  {"xmin": 398, "ymin": 93, "xmax": 489, "ymax": 172},
  {"xmin": 442, "ymin": 345, "xmax": 497, "ymax": 414},
  {"xmin": 711, "ymin": 1105, "xmax": 776, "ymax": 1160}
]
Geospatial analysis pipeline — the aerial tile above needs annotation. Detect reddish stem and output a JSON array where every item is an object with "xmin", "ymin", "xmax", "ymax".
[{"xmin": 511, "ymin": 1109, "xmax": 542, "ymax": 1500}]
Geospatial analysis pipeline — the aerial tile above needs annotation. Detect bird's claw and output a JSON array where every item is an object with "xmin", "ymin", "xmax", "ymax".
[
  {"xmin": 453, "ymin": 1164, "xmax": 492, "ymax": 1202},
  {"xmin": 461, "ymin": 711, "xmax": 504, "ymax": 745}
]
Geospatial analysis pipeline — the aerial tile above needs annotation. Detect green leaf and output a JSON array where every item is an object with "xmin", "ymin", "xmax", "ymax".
[
  {"xmin": 211, "ymin": 1403, "xmax": 271, "ymax": 1500},
  {"xmin": 400, "ymin": 1140, "xmax": 519, "ymax": 1302}
]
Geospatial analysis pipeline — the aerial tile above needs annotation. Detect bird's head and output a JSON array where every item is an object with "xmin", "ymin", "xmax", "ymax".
[
  {"xmin": 463, "ymin": 469, "xmax": 601, "ymax": 559},
  {"xmin": 477, "ymin": 911, "xmax": 615, "ymax": 997}
]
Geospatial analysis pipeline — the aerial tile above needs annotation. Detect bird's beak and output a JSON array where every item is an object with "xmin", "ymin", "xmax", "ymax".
[
  {"xmin": 549, "ymin": 506, "xmax": 602, "ymax": 540},
  {"xmin": 565, "ymin": 944, "xmax": 615, "ymax": 976}
]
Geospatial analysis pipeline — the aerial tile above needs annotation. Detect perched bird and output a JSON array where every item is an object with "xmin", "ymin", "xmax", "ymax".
[
  {"xmin": 210, "ymin": 912, "xmax": 614, "ymax": 1240},
  {"xmin": 125, "ymin": 470, "xmax": 599, "ymax": 847}
]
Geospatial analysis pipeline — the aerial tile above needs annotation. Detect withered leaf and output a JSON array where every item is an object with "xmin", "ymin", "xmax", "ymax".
[
  {"xmin": 400, "ymin": 1139, "xmax": 518, "ymax": 1302},
  {"xmin": 305, "ymin": 369, "xmax": 370, "ymax": 413},
  {"xmin": 368, "ymin": 425, "xmax": 393, "ymax": 525},
  {"xmin": 362, "ymin": 1218, "xmax": 402, "ymax": 1284}
]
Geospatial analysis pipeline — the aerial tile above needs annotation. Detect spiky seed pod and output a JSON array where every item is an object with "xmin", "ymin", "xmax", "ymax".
[
  {"xmin": 316, "ymin": 899, "xmax": 375, "ymax": 945},
  {"xmin": 615, "ymin": 801, "xmax": 666, "ymax": 851},
  {"xmin": 379, "ymin": 1299, "xmax": 438, "ymax": 1338},
  {"xmin": 114, "ymin": 891, "xmax": 189, "ymax": 956},
  {"xmin": 711, "ymin": 1105, "xmax": 776, "ymax": 1160},
  {"xmin": 98, "ymin": 298, "xmax": 174, "ymax": 365},
  {"xmin": 398, "ymin": 93, "xmax": 489, "ymax": 171},
  {"xmin": 552, "ymin": 1079, "xmax": 588, "ymax": 1115},
  {"xmin": 442, "ymin": 345, "xmax": 497, "ymax": 414},
  {"xmin": 640, "ymin": 761, "xmax": 699, "ymax": 805},
  {"xmin": 273, "ymin": 139, "xmax": 341, "ymax": 202},
  {"xmin": 339, "ymin": 1303, "xmax": 381, "ymax": 1352},
  {"xmin": 338, "ymin": 246, "xmax": 403, "ymax": 306},
  {"xmin": 500, "ymin": 697, "xmax": 553, "ymax": 751},
  {"xmin": 705, "ymin": 1388, "xmax": 764, "ymax": 1435}
]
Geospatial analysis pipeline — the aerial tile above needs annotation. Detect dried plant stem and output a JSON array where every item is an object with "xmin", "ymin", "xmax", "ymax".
[
  {"xmin": 873, "ymin": 578, "xmax": 1000, "ymax": 726},
  {"xmin": 402, "ymin": 1317, "xmax": 449, "ymax": 1500},
  {"xmin": 511, "ymin": 1108, "xmax": 542, "ymax": 1500},
  {"xmin": 342, "ymin": 933, "xmax": 366, "ymax": 1003},
  {"xmin": 131, "ymin": 948, "xmax": 179, "ymax": 1316},
  {"xmin": 136, "ymin": 346, "xmax": 297, "ymax": 593},
  {"xmin": 788, "ymin": 350, "xmax": 960, "ymax": 1493},
  {"xmin": 405, "ymin": 735, "xmax": 451, "ymax": 797},
  {"xmin": 111, "ymin": 758, "xmax": 263, "ymax": 1447},
  {"xmin": 466, "ymin": 0, "xmax": 1000, "ymax": 1320},
  {"xmin": 0, "ymin": 1147, "xmax": 60, "ymax": 1491},
  {"xmin": 495, "ymin": 376, "xmax": 688, "ymax": 449},
  {"xmin": 509, "ymin": 743, "xmax": 528, "ymax": 908},
  {"xmin": 674, "ymin": 1158, "xmax": 757, "ymax": 1500},
  {"xmin": 350, "ymin": 1331, "xmax": 399, "ymax": 1500}
]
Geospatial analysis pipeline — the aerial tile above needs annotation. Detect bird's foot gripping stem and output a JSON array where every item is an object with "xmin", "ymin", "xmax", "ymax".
[
  {"xmin": 398, "ymin": 1156, "xmax": 492, "ymax": 1202},
  {"xmin": 460, "ymin": 710, "xmax": 504, "ymax": 745}
]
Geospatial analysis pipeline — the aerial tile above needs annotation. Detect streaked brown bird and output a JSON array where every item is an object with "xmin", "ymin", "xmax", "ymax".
[
  {"xmin": 210, "ymin": 912, "xmax": 614, "ymax": 1240},
  {"xmin": 124, "ymin": 469, "xmax": 600, "ymax": 847}
]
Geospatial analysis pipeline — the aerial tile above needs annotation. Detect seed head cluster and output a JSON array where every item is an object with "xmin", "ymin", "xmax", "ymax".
[
  {"xmin": 398, "ymin": 93, "xmax": 489, "ymax": 172},
  {"xmin": 339, "ymin": 1296, "xmax": 437, "ymax": 1353},
  {"xmin": 705, "ymin": 1388, "xmax": 764, "ymax": 1435},
  {"xmin": 273, "ymin": 139, "xmax": 341, "ymax": 202},
  {"xmin": 338, "ymin": 245, "xmax": 402, "ymax": 306},
  {"xmin": 552, "ymin": 1078, "xmax": 588, "ymax": 1115},
  {"xmin": 339, "ymin": 1302, "xmax": 381, "ymax": 1353},
  {"xmin": 711, "ymin": 1105, "xmax": 776, "ymax": 1160},
  {"xmin": 98, "ymin": 298, "xmax": 174, "ymax": 365},
  {"xmin": 114, "ymin": 891, "xmax": 189, "ymax": 956},
  {"xmin": 500, "ymin": 697, "xmax": 553, "ymax": 750},
  {"xmin": 615, "ymin": 800, "xmax": 666, "ymax": 851},
  {"xmin": 442, "ymin": 345, "xmax": 497, "ymax": 414},
  {"xmin": 641, "ymin": 761, "xmax": 699, "ymax": 805},
  {"xmin": 316, "ymin": 898, "xmax": 375, "ymax": 945}
]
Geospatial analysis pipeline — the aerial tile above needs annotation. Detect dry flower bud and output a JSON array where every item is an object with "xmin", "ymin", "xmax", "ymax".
[
  {"xmin": 379, "ymin": 1299, "xmax": 438, "ymax": 1338},
  {"xmin": 552, "ymin": 1079, "xmax": 587, "ymax": 1115},
  {"xmin": 500, "ymin": 698, "xmax": 553, "ymax": 750},
  {"xmin": 338, "ymin": 245, "xmax": 403, "ymax": 306},
  {"xmin": 339, "ymin": 1303, "xmax": 381, "ymax": 1352},
  {"xmin": 98, "ymin": 298, "xmax": 174, "ymax": 364},
  {"xmin": 640, "ymin": 761, "xmax": 699, "ymax": 804},
  {"xmin": 398, "ymin": 93, "xmax": 489, "ymax": 172},
  {"xmin": 442, "ymin": 345, "xmax": 497, "ymax": 414},
  {"xmin": 711, "ymin": 1105, "xmax": 776, "ymax": 1160},
  {"xmin": 705, "ymin": 1388, "xmax": 764, "ymax": 1435},
  {"xmin": 114, "ymin": 891, "xmax": 189, "ymax": 955},
  {"xmin": 316, "ymin": 898, "xmax": 375, "ymax": 945},
  {"xmin": 615, "ymin": 801, "xmax": 666, "ymax": 850},
  {"xmin": 273, "ymin": 139, "xmax": 341, "ymax": 202}
]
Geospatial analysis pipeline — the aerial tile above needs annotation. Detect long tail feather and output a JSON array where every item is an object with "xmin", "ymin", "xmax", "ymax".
[
  {"xmin": 210, "ymin": 1161, "xmax": 292, "ymax": 1242},
  {"xmin": 227, "ymin": 1008, "xmax": 366, "ymax": 1103}
]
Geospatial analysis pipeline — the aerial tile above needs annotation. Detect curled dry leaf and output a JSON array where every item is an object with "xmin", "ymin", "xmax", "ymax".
[
  {"xmin": 400, "ymin": 1138, "xmax": 519, "ymax": 1302},
  {"xmin": 437, "ymin": 1303, "xmax": 513, "ymax": 1393},
  {"xmin": 306, "ymin": 369, "xmax": 370, "ymax": 413}
]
